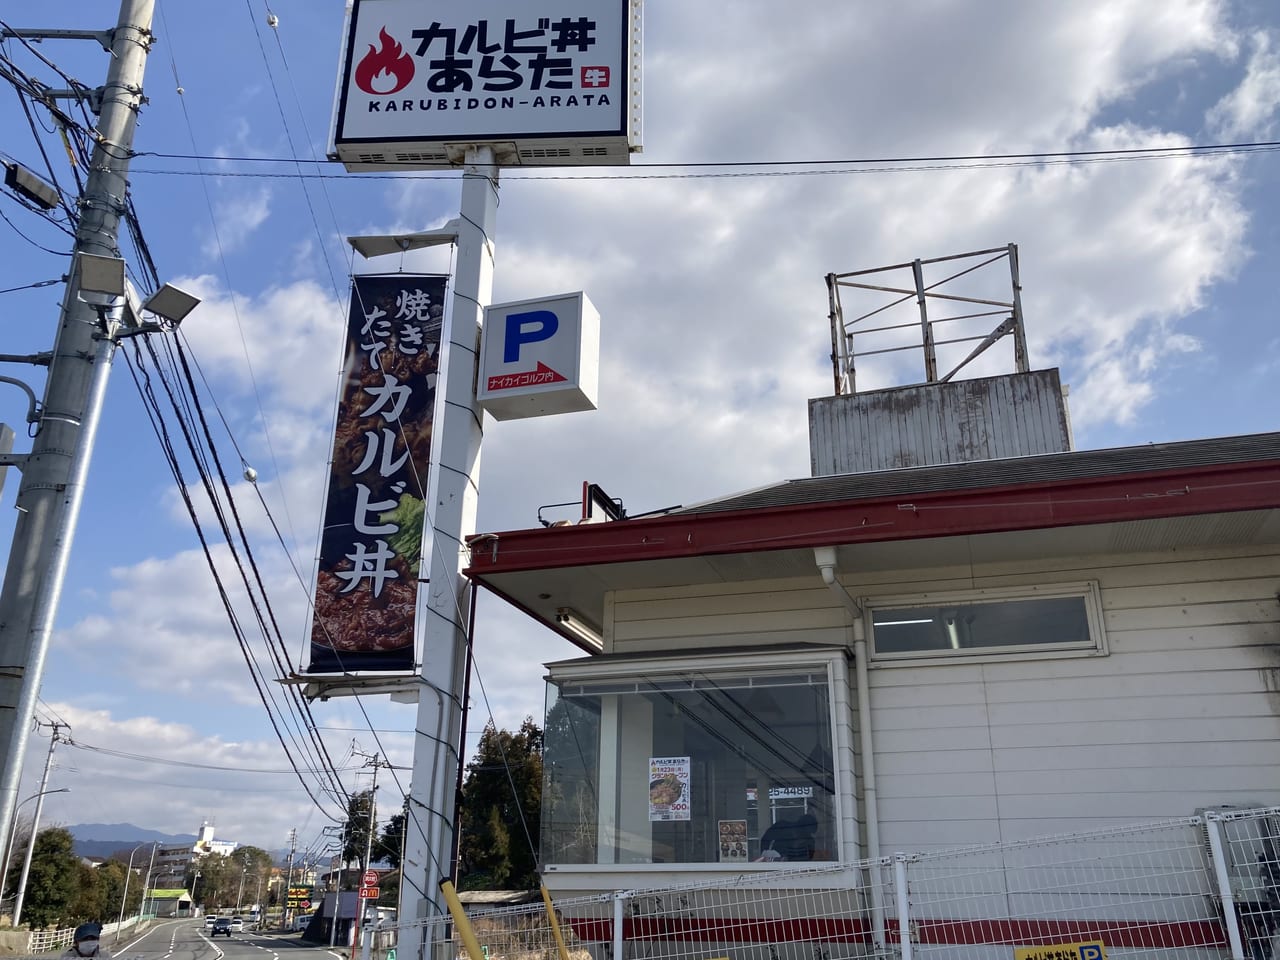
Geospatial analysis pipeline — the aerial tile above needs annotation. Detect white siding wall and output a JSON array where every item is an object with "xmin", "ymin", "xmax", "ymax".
[{"xmin": 608, "ymin": 544, "xmax": 1280, "ymax": 852}]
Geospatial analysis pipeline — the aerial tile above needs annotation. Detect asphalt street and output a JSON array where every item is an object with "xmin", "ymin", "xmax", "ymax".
[{"xmin": 107, "ymin": 919, "xmax": 343, "ymax": 960}]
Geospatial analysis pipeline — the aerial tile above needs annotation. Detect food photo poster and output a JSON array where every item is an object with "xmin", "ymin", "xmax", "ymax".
[{"xmin": 648, "ymin": 756, "xmax": 691, "ymax": 822}]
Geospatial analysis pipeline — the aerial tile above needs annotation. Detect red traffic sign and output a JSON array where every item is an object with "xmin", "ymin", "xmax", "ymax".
[
  {"xmin": 359, "ymin": 886, "xmax": 380, "ymax": 899},
  {"xmin": 362, "ymin": 870, "xmax": 378, "ymax": 887}
]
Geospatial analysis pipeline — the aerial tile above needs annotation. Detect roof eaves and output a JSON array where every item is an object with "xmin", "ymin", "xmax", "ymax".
[{"xmin": 466, "ymin": 438, "xmax": 1280, "ymax": 578}]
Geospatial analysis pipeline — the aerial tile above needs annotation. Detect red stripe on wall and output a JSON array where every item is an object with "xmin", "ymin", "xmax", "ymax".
[{"xmin": 562, "ymin": 916, "xmax": 1226, "ymax": 949}]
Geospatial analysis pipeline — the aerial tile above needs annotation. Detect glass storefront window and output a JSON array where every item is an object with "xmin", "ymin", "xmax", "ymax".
[{"xmin": 543, "ymin": 663, "xmax": 836, "ymax": 867}]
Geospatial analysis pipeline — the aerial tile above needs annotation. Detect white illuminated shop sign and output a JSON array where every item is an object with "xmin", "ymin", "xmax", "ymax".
[{"xmin": 332, "ymin": 0, "xmax": 642, "ymax": 168}]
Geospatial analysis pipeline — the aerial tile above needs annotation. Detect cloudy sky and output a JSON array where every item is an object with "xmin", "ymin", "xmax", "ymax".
[{"xmin": 0, "ymin": 0, "xmax": 1277, "ymax": 861}]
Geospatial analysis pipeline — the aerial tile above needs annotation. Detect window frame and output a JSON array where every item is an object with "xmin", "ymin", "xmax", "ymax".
[
  {"xmin": 542, "ymin": 647, "xmax": 850, "ymax": 872},
  {"xmin": 864, "ymin": 580, "xmax": 1108, "ymax": 666}
]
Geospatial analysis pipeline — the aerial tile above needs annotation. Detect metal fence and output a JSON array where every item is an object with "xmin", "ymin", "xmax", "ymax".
[
  {"xmin": 27, "ymin": 926, "xmax": 75, "ymax": 953},
  {"xmin": 377, "ymin": 808, "xmax": 1279, "ymax": 960},
  {"xmin": 22, "ymin": 913, "xmax": 148, "ymax": 954}
]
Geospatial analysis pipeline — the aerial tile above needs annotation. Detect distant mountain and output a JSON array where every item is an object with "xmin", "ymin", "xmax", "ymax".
[{"xmin": 67, "ymin": 823, "xmax": 197, "ymax": 860}]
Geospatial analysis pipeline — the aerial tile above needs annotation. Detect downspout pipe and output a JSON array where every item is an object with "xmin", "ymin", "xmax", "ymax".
[{"xmin": 814, "ymin": 546, "xmax": 885, "ymax": 951}]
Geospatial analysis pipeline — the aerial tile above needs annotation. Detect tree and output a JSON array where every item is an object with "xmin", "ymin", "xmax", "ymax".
[
  {"xmin": 376, "ymin": 801, "xmax": 408, "ymax": 869},
  {"xmin": 2, "ymin": 815, "xmax": 33, "ymax": 897},
  {"xmin": 342, "ymin": 790, "xmax": 376, "ymax": 869},
  {"xmin": 72, "ymin": 859, "xmax": 139, "ymax": 923},
  {"xmin": 457, "ymin": 718, "xmax": 543, "ymax": 891},
  {"xmin": 20, "ymin": 827, "xmax": 80, "ymax": 928},
  {"xmin": 233, "ymin": 846, "xmax": 274, "ymax": 909}
]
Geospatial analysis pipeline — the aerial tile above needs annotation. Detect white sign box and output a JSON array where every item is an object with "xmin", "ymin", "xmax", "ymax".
[
  {"xmin": 478, "ymin": 292, "xmax": 599, "ymax": 420},
  {"xmin": 331, "ymin": 0, "xmax": 642, "ymax": 169}
]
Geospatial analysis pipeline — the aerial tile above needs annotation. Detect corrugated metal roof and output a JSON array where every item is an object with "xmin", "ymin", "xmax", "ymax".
[
  {"xmin": 810, "ymin": 370, "xmax": 1071, "ymax": 475},
  {"xmin": 678, "ymin": 432, "xmax": 1280, "ymax": 516}
]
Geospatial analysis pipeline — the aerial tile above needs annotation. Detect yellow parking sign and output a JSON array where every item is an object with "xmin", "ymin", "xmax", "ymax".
[{"xmin": 1014, "ymin": 941, "xmax": 1106, "ymax": 960}]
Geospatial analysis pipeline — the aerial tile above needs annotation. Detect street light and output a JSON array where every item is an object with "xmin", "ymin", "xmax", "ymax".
[
  {"xmin": 0, "ymin": 788, "xmax": 69, "ymax": 905},
  {"xmin": 139, "ymin": 841, "xmax": 159, "ymax": 920},
  {"xmin": 115, "ymin": 843, "xmax": 148, "ymax": 942},
  {"xmin": 11, "ymin": 786, "xmax": 70, "ymax": 925}
]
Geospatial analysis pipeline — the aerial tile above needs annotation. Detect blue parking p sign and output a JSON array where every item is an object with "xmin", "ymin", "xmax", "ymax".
[{"xmin": 479, "ymin": 292, "xmax": 599, "ymax": 421}]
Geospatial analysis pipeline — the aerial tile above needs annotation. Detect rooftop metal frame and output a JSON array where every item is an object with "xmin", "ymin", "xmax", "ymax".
[{"xmin": 825, "ymin": 243, "xmax": 1029, "ymax": 395}]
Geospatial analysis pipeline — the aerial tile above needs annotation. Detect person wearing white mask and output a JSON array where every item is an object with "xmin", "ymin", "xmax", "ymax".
[{"xmin": 62, "ymin": 922, "xmax": 111, "ymax": 959}]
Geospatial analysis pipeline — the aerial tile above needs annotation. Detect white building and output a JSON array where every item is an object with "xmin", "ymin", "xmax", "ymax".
[
  {"xmin": 463, "ymin": 359, "xmax": 1279, "ymax": 956},
  {"xmin": 152, "ymin": 821, "xmax": 238, "ymax": 887}
]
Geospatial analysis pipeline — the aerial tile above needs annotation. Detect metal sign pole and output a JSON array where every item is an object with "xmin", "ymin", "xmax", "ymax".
[
  {"xmin": 398, "ymin": 145, "xmax": 497, "ymax": 960},
  {"xmin": 0, "ymin": 0, "xmax": 155, "ymax": 865}
]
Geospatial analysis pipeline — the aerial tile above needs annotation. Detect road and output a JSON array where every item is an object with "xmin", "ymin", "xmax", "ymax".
[{"xmin": 109, "ymin": 919, "xmax": 344, "ymax": 960}]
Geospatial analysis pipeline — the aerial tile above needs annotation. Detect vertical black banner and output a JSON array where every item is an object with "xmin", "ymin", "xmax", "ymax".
[{"xmin": 307, "ymin": 274, "xmax": 447, "ymax": 673}]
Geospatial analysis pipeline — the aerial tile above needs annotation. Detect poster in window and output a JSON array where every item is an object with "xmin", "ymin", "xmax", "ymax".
[
  {"xmin": 648, "ymin": 756, "xmax": 690, "ymax": 822},
  {"xmin": 718, "ymin": 819, "xmax": 748, "ymax": 862}
]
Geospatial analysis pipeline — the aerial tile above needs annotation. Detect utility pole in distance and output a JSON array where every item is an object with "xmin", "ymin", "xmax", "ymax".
[
  {"xmin": 11, "ymin": 720, "xmax": 66, "ymax": 926},
  {"xmin": 0, "ymin": 0, "xmax": 156, "ymax": 857},
  {"xmin": 282, "ymin": 828, "xmax": 296, "ymax": 931}
]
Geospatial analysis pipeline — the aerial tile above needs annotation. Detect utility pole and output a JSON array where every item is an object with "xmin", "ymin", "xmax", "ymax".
[
  {"xmin": 351, "ymin": 752, "xmax": 384, "ymax": 960},
  {"xmin": 12, "ymin": 720, "xmax": 65, "ymax": 926},
  {"xmin": 0, "ymin": 0, "xmax": 157, "ymax": 858},
  {"xmin": 282, "ymin": 828, "xmax": 296, "ymax": 931},
  {"xmin": 140, "ymin": 840, "xmax": 159, "ymax": 918}
]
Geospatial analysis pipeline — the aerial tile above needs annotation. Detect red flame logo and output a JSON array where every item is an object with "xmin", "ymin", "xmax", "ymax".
[{"xmin": 354, "ymin": 27, "xmax": 415, "ymax": 95}]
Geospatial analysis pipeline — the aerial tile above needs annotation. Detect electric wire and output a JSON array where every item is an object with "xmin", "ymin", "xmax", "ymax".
[
  {"xmin": 82, "ymin": 769, "xmax": 326, "ymax": 795},
  {"xmin": 126, "ymin": 139, "xmax": 1280, "ymax": 181},
  {"xmin": 0, "ymin": 18, "xmax": 103, "ymax": 138},
  {"xmin": 166, "ymin": 331, "xmax": 354, "ymax": 802},
  {"xmin": 0, "ymin": 189, "xmax": 75, "ymax": 240},
  {"xmin": 151, "ymin": 333, "xmax": 350, "ymax": 811},
  {"xmin": 165, "ymin": 319, "xmax": 436, "ymax": 903},
  {"xmin": 0, "ymin": 34, "xmax": 89, "ymax": 219},
  {"xmin": 34, "ymin": 699, "xmax": 71, "ymax": 730},
  {"xmin": 466, "ymin": 657, "xmax": 540, "ymax": 879},
  {"xmin": 0, "ymin": 278, "xmax": 60, "ymax": 295},
  {"xmin": 152, "ymin": 0, "xmax": 301, "ymax": 567},
  {"xmin": 126, "ymin": 336, "xmax": 336, "ymax": 807},
  {"xmin": 0, "ymin": 203, "xmax": 69, "ymax": 256},
  {"xmin": 120, "ymin": 338, "xmax": 341, "ymax": 822},
  {"xmin": 239, "ymin": 0, "xmax": 352, "ymax": 310},
  {"xmin": 163, "ymin": 309, "xmax": 437, "ymax": 901},
  {"xmin": 133, "ymin": 137, "xmax": 1280, "ymax": 167},
  {"xmin": 118, "ymin": 191, "xmax": 362, "ymax": 824},
  {"xmin": 68, "ymin": 738, "xmax": 367, "ymax": 775}
]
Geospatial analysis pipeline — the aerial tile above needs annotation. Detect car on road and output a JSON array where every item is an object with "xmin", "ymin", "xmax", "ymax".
[
  {"xmin": 230, "ymin": 917, "xmax": 244, "ymax": 932},
  {"xmin": 204, "ymin": 916, "xmax": 217, "ymax": 929},
  {"xmin": 211, "ymin": 918, "xmax": 233, "ymax": 937}
]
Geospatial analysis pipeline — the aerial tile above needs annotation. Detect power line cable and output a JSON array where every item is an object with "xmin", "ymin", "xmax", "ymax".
[
  {"xmin": 166, "ymin": 331, "xmax": 354, "ymax": 799},
  {"xmin": 121, "ymin": 339, "xmax": 341, "ymax": 821},
  {"xmin": 127, "ymin": 138, "xmax": 1280, "ymax": 176},
  {"xmin": 151, "ymin": 0, "xmax": 302, "ymax": 560},
  {"xmin": 68, "ymin": 738, "xmax": 367, "ymax": 775},
  {"xmin": 239, "ymin": 0, "xmax": 353, "ymax": 309},
  {"xmin": 0, "ymin": 203, "xmax": 69, "ymax": 255},
  {"xmin": 0, "ymin": 278, "xmax": 60, "ymax": 295}
]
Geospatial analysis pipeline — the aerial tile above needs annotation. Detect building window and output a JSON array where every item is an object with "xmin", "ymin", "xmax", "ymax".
[
  {"xmin": 543, "ymin": 656, "xmax": 840, "ymax": 868},
  {"xmin": 867, "ymin": 582, "xmax": 1105, "ymax": 662}
]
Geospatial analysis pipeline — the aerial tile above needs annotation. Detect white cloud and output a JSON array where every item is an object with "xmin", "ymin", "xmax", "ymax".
[
  {"xmin": 27, "ymin": 703, "xmax": 348, "ymax": 849},
  {"xmin": 201, "ymin": 186, "xmax": 273, "ymax": 257},
  {"xmin": 1208, "ymin": 29, "xmax": 1280, "ymax": 138}
]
